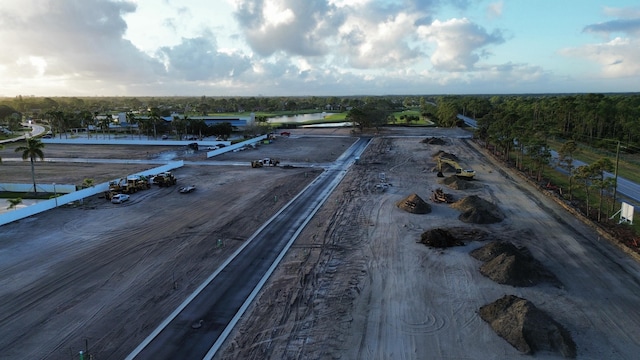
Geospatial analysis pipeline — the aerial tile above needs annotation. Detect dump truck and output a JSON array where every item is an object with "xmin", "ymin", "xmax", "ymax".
[
  {"xmin": 153, "ymin": 172, "xmax": 177, "ymax": 187},
  {"xmin": 436, "ymin": 157, "xmax": 475, "ymax": 179}
]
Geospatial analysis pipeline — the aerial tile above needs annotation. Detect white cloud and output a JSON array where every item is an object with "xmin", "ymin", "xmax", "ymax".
[
  {"xmin": 2, "ymin": 0, "xmax": 630, "ymax": 96},
  {"xmin": 603, "ymin": 6, "xmax": 640, "ymax": 19},
  {"xmin": 560, "ymin": 37, "xmax": 640, "ymax": 77},
  {"xmin": 338, "ymin": 12, "xmax": 424, "ymax": 69},
  {"xmin": 487, "ymin": 1, "xmax": 503, "ymax": 19},
  {"xmin": 233, "ymin": 0, "xmax": 342, "ymax": 56},
  {"xmin": 418, "ymin": 18, "xmax": 504, "ymax": 72}
]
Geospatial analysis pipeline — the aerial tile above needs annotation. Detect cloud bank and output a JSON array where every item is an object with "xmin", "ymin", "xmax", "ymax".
[{"xmin": 0, "ymin": 0, "xmax": 638, "ymax": 96}]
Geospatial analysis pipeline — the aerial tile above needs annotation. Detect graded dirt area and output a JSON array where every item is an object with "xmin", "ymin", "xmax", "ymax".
[{"xmin": 1, "ymin": 127, "xmax": 640, "ymax": 359}]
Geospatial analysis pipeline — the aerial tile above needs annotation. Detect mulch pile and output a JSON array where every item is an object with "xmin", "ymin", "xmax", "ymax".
[
  {"xmin": 421, "ymin": 137, "xmax": 448, "ymax": 145},
  {"xmin": 470, "ymin": 241, "xmax": 561, "ymax": 287},
  {"xmin": 440, "ymin": 175, "xmax": 477, "ymax": 190},
  {"xmin": 396, "ymin": 193, "xmax": 431, "ymax": 214},
  {"xmin": 479, "ymin": 295, "xmax": 577, "ymax": 358},
  {"xmin": 420, "ymin": 228, "xmax": 463, "ymax": 248},
  {"xmin": 451, "ymin": 195, "xmax": 504, "ymax": 224}
]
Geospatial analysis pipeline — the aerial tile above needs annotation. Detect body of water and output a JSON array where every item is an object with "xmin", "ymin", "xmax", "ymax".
[{"xmin": 268, "ymin": 113, "xmax": 328, "ymax": 123}]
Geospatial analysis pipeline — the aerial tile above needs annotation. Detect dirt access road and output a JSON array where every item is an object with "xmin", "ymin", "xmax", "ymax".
[{"xmin": 1, "ymin": 127, "xmax": 640, "ymax": 359}]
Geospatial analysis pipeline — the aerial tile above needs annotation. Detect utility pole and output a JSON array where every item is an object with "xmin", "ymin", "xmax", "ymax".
[{"xmin": 611, "ymin": 140, "xmax": 620, "ymax": 214}]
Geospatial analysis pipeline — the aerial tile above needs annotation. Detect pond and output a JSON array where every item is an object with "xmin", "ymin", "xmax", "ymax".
[{"xmin": 268, "ymin": 113, "xmax": 329, "ymax": 123}]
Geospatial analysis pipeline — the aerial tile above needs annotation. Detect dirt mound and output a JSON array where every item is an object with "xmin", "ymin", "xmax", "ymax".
[
  {"xmin": 432, "ymin": 150, "xmax": 458, "ymax": 161},
  {"xmin": 421, "ymin": 137, "xmax": 447, "ymax": 145},
  {"xmin": 420, "ymin": 228, "xmax": 463, "ymax": 248},
  {"xmin": 471, "ymin": 241, "xmax": 561, "ymax": 287},
  {"xmin": 451, "ymin": 195, "xmax": 504, "ymax": 224},
  {"xmin": 471, "ymin": 241, "xmax": 561, "ymax": 286},
  {"xmin": 440, "ymin": 175, "xmax": 477, "ymax": 190},
  {"xmin": 396, "ymin": 193, "xmax": 431, "ymax": 214},
  {"xmin": 479, "ymin": 295, "xmax": 577, "ymax": 358}
]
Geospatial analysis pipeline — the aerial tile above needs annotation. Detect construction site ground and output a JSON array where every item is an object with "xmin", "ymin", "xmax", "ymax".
[{"xmin": 1, "ymin": 127, "xmax": 640, "ymax": 359}]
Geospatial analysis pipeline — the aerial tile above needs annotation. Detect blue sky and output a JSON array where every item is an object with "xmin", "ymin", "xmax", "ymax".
[{"xmin": 0, "ymin": 0, "xmax": 638, "ymax": 96}]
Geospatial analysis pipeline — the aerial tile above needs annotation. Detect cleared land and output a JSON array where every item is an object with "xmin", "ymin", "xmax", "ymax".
[{"xmin": 1, "ymin": 128, "xmax": 640, "ymax": 359}]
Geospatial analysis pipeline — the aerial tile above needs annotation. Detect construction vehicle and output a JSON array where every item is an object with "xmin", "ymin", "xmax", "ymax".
[
  {"xmin": 431, "ymin": 188, "xmax": 454, "ymax": 203},
  {"xmin": 153, "ymin": 172, "xmax": 177, "ymax": 187},
  {"xmin": 123, "ymin": 175, "xmax": 151, "ymax": 194},
  {"xmin": 104, "ymin": 178, "xmax": 126, "ymax": 200},
  {"xmin": 250, "ymin": 158, "xmax": 280, "ymax": 168},
  {"xmin": 436, "ymin": 157, "xmax": 475, "ymax": 179}
]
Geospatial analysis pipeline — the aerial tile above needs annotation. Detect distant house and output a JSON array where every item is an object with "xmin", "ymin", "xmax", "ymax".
[{"xmin": 164, "ymin": 113, "xmax": 255, "ymax": 129}]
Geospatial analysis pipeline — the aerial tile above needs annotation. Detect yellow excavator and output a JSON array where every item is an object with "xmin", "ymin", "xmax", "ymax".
[{"xmin": 437, "ymin": 157, "xmax": 475, "ymax": 179}]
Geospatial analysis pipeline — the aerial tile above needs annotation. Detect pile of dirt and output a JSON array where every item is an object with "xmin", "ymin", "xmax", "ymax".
[
  {"xmin": 421, "ymin": 137, "xmax": 447, "ymax": 145},
  {"xmin": 440, "ymin": 175, "xmax": 477, "ymax": 190},
  {"xmin": 451, "ymin": 195, "xmax": 504, "ymax": 224},
  {"xmin": 432, "ymin": 150, "xmax": 458, "ymax": 161},
  {"xmin": 479, "ymin": 295, "xmax": 577, "ymax": 358},
  {"xmin": 420, "ymin": 228, "xmax": 463, "ymax": 248},
  {"xmin": 471, "ymin": 241, "xmax": 561, "ymax": 287},
  {"xmin": 396, "ymin": 193, "xmax": 431, "ymax": 214}
]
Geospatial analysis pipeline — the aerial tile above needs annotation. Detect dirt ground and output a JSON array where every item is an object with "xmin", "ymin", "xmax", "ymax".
[{"xmin": 1, "ymin": 127, "xmax": 640, "ymax": 359}]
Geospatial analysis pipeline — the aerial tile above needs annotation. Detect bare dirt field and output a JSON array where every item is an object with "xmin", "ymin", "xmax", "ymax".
[{"xmin": 1, "ymin": 127, "xmax": 640, "ymax": 359}]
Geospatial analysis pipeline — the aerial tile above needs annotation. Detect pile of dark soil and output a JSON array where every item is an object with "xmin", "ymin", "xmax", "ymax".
[
  {"xmin": 470, "ymin": 241, "xmax": 561, "ymax": 287},
  {"xmin": 451, "ymin": 195, "xmax": 504, "ymax": 224},
  {"xmin": 440, "ymin": 175, "xmax": 477, "ymax": 190},
  {"xmin": 479, "ymin": 295, "xmax": 577, "ymax": 358},
  {"xmin": 432, "ymin": 150, "xmax": 458, "ymax": 161},
  {"xmin": 420, "ymin": 228, "xmax": 463, "ymax": 248},
  {"xmin": 396, "ymin": 193, "xmax": 431, "ymax": 214},
  {"xmin": 421, "ymin": 137, "xmax": 447, "ymax": 145}
]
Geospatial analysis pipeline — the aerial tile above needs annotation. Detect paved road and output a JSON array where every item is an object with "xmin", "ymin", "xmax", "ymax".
[
  {"xmin": 0, "ymin": 123, "xmax": 45, "ymax": 144},
  {"xmin": 126, "ymin": 137, "xmax": 371, "ymax": 360},
  {"xmin": 458, "ymin": 114, "xmax": 640, "ymax": 209}
]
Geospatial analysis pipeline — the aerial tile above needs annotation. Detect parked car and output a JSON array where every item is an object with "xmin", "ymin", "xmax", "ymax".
[
  {"xmin": 161, "ymin": 135, "xmax": 168, "ymax": 140},
  {"xmin": 111, "ymin": 194, "xmax": 130, "ymax": 204},
  {"xmin": 179, "ymin": 185, "xmax": 196, "ymax": 193}
]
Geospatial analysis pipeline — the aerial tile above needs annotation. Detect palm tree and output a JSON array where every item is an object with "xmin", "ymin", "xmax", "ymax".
[
  {"xmin": 7, "ymin": 198, "xmax": 22, "ymax": 209},
  {"xmin": 126, "ymin": 111, "xmax": 136, "ymax": 139},
  {"xmin": 15, "ymin": 137, "xmax": 45, "ymax": 194}
]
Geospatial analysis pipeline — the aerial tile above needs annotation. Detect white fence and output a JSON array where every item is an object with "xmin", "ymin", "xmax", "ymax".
[
  {"xmin": 206, "ymin": 135, "xmax": 267, "ymax": 157},
  {"xmin": 0, "ymin": 161, "xmax": 184, "ymax": 227},
  {"xmin": 0, "ymin": 183, "xmax": 77, "ymax": 194}
]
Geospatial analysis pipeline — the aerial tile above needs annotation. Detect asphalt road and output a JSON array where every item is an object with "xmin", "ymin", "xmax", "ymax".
[
  {"xmin": 458, "ymin": 114, "xmax": 640, "ymax": 210},
  {"xmin": 126, "ymin": 137, "xmax": 371, "ymax": 360}
]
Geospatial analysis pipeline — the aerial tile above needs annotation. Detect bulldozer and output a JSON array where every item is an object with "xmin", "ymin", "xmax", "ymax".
[
  {"xmin": 123, "ymin": 175, "xmax": 151, "ymax": 194},
  {"xmin": 104, "ymin": 178, "xmax": 125, "ymax": 200},
  {"xmin": 153, "ymin": 172, "xmax": 177, "ymax": 187},
  {"xmin": 431, "ymin": 188, "xmax": 454, "ymax": 203},
  {"xmin": 251, "ymin": 158, "xmax": 280, "ymax": 168},
  {"xmin": 436, "ymin": 157, "xmax": 475, "ymax": 179}
]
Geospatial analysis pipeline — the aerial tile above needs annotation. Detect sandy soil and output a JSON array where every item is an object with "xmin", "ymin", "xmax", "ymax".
[{"xmin": 1, "ymin": 128, "xmax": 640, "ymax": 359}]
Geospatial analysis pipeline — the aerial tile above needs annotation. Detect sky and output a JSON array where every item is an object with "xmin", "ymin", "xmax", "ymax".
[{"xmin": 0, "ymin": 0, "xmax": 639, "ymax": 97}]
